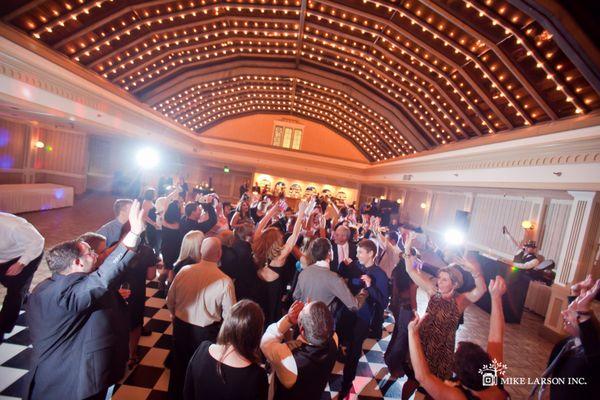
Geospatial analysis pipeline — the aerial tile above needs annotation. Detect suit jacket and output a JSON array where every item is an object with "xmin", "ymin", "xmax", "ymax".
[
  {"xmin": 330, "ymin": 240, "xmax": 357, "ymax": 274},
  {"xmin": 25, "ymin": 244, "xmax": 135, "ymax": 400}
]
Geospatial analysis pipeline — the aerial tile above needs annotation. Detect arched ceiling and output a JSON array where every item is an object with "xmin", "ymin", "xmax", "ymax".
[{"xmin": 2, "ymin": 0, "xmax": 599, "ymax": 162}]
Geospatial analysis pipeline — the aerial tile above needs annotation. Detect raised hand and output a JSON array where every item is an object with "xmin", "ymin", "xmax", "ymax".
[
  {"xmin": 489, "ymin": 276, "xmax": 507, "ymax": 299},
  {"xmin": 297, "ymin": 199, "xmax": 309, "ymax": 215},
  {"xmin": 287, "ymin": 300, "xmax": 305, "ymax": 325},
  {"xmin": 129, "ymin": 199, "xmax": 146, "ymax": 235},
  {"xmin": 572, "ymin": 279, "xmax": 600, "ymax": 313},
  {"xmin": 571, "ymin": 274, "xmax": 594, "ymax": 297}
]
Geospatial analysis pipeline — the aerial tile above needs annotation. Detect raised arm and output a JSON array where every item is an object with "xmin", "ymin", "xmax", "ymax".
[
  {"xmin": 502, "ymin": 225, "xmax": 520, "ymax": 250},
  {"xmin": 487, "ymin": 276, "xmax": 506, "ymax": 363},
  {"xmin": 60, "ymin": 200, "xmax": 145, "ymax": 312},
  {"xmin": 279, "ymin": 200, "xmax": 309, "ymax": 258},
  {"xmin": 404, "ymin": 231, "xmax": 436, "ymax": 296},
  {"xmin": 408, "ymin": 313, "xmax": 464, "ymax": 400},
  {"xmin": 457, "ymin": 256, "xmax": 487, "ymax": 304},
  {"xmin": 253, "ymin": 200, "xmax": 281, "ymax": 241}
]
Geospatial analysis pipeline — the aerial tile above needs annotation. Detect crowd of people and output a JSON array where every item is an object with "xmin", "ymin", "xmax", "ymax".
[{"xmin": 0, "ymin": 181, "xmax": 598, "ymax": 400}]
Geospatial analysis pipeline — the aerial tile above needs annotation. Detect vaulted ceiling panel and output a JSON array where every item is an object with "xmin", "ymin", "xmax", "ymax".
[{"xmin": 3, "ymin": 0, "xmax": 599, "ymax": 162}]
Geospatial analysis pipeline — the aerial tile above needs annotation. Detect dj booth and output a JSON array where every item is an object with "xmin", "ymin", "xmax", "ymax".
[{"xmin": 472, "ymin": 252, "xmax": 531, "ymax": 323}]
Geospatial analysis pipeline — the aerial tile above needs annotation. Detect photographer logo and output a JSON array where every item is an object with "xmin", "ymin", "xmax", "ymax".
[{"xmin": 478, "ymin": 359, "xmax": 508, "ymax": 387}]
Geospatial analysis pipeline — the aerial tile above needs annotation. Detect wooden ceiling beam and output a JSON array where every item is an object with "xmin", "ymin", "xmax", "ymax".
[{"xmin": 423, "ymin": 0, "xmax": 557, "ymax": 120}]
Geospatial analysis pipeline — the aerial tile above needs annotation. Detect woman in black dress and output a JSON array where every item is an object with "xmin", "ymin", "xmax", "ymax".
[
  {"xmin": 160, "ymin": 200, "xmax": 182, "ymax": 288},
  {"xmin": 183, "ymin": 300, "xmax": 268, "ymax": 400},
  {"xmin": 252, "ymin": 199, "xmax": 309, "ymax": 325}
]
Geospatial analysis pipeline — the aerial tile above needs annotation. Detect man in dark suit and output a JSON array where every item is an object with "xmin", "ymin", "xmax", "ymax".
[
  {"xmin": 25, "ymin": 200, "xmax": 145, "ymax": 400},
  {"xmin": 330, "ymin": 224, "xmax": 357, "ymax": 274},
  {"xmin": 338, "ymin": 239, "xmax": 388, "ymax": 399}
]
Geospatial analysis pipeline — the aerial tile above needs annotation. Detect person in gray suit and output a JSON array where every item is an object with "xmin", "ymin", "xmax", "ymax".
[{"xmin": 25, "ymin": 200, "xmax": 145, "ymax": 400}]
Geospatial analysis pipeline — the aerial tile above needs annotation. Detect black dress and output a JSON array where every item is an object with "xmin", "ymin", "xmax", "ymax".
[
  {"xmin": 123, "ymin": 244, "xmax": 158, "ymax": 329},
  {"xmin": 161, "ymin": 226, "xmax": 182, "ymax": 270},
  {"xmin": 183, "ymin": 341, "xmax": 268, "ymax": 400}
]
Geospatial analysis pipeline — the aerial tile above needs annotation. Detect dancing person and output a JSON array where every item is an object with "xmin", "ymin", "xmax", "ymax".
[
  {"xmin": 230, "ymin": 198, "xmax": 253, "ymax": 229},
  {"xmin": 339, "ymin": 239, "xmax": 389, "ymax": 399},
  {"xmin": 96, "ymin": 199, "xmax": 133, "ymax": 247},
  {"xmin": 173, "ymin": 230, "xmax": 204, "ymax": 275},
  {"xmin": 502, "ymin": 226, "xmax": 540, "ymax": 270},
  {"xmin": 330, "ymin": 225, "xmax": 357, "ymax": 274},
  {"xmin": 25, "ymin": 200, "xmax": 144, "ymax": 400},
  {"xmin": 167, "ymin": 237, "xmax": 236, "ymax": 400},
  {"xmin": 183, "ymin": 300, "xmax": 268, "ymax": 400},
  {"xmin": 261, "ymin": 300, "xmax": 338, "ymax": 399},
  {"xmin": 403, "ymin": 231, "xmax": 487, "ymax": 388},
  {"xmin": 408, "ymin": 277, "xmax": 510, "ymax": 400},
  {"xmin": 0, "ymin": 212, "xmax": 44, "ymax": 342},
  {"xmin": 180, "ymin": 196, "xmax": 217, "ymax": 237},
  {"xmin": 253, "ymin": 199, "xmax": 309, "ymax": 325},
  {"xmin": 531, "ymin": 275, "xmax": 600, "ymax": 399},
  {"xmin": 159, "ymin": 200, "xmax": 183, "ymax": 289}
]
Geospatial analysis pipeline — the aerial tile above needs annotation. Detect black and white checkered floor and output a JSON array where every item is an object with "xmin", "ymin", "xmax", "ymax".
[{"xmin": 0, "ymin": 280, "xmax": 408, "ymax": 400}]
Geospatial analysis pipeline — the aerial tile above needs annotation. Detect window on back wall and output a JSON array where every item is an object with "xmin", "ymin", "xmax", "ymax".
[{"xmin": 273, "ymin": 121, "xmax": 303, "ymax": 150}]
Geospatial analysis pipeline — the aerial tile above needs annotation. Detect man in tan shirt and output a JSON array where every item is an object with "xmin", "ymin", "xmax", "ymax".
[{"xmin": 167, "ymin": 237, "xmax": 236, "ymax": 399}]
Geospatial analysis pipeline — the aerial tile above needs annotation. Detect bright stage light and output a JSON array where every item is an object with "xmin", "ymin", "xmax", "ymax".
[
  {"xmin": 136, "ymin": 147, "xmax": 159, "ymax": 169},
  {"xmin": 444, "ymin": 228, "xmax": 465, "ymax": 246}
]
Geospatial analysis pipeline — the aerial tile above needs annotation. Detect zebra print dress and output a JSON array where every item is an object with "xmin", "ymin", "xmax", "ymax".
[{"xmin": 418, "ymin": 292, "xmax": 462, "ymax": 380}]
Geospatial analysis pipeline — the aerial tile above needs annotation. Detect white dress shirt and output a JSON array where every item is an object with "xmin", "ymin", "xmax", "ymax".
[
  {"xmin": 0, "ymin": 212, "xmax": 45, "ymax": 265},
  {"xmin": 337, "ymin": 242, "xmax": 349, "ymax": 262},
  {"xmin": 167, "ymin": 260, "xmax": 236, "ymax": 327}
]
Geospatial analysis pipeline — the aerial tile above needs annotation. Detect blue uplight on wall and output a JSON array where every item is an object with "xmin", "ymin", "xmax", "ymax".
[{"xmin": 0, "ymin": 155, "xmax": 14, "ymax": 169}]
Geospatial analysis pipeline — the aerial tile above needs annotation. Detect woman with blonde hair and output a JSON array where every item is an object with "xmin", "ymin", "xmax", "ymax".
[
  {"xmin": 173, "ymin": 230, "xmax": 204, "ymax": 275},
  {"xmin": 252, "ymin": 199, "xmax": 310, "ymax": 324}
]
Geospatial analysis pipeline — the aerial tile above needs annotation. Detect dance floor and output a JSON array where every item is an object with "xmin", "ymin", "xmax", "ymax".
[{"xmin": 0, "ymin": 193, "xmax": 555, "ymax": 399}]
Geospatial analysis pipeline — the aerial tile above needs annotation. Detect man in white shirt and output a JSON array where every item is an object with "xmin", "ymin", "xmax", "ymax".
[
  {"xmin": 166, "ymin": 237, "xmax": 236, "ymax": 400},
  {"xmin": 261, "ymin": 300, "xmax": 338, "ymax": 400},
  {"xmin": 0, "ymin": 212, "xmax": 45, "ymax": 341}
]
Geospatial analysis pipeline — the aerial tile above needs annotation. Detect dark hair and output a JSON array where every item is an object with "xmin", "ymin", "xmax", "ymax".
[
  {"xmin": 388, "ymin": 231, "xmax": 400, "ymax": 244},
  {"xmin": 77, "ymin": 232, "xmax": 106, "ymax": 252},
  {"xmin": 216, "ymin": 300, "xmax": 264, "ymax": 378},
  {"xmin": 47, "ymin": 240, "xmax": 82, "ymax": 273},
  {"xmin": 309, "ymin": 238, "xmax": 332, "ymax": 262},
  {"xmin": 234, "ymin": 222, "xmax": 254, "ymax": 242},
  {"xmin": 184, "ymin": 202, "xmax": 199, "ymax": 217},
  {"xmin": 299, "ymin": 302, "xmax": 334, "ymax": 346},
  {"xmin": 164, "ymin": 201, "xmax": 181, "ymax": 224},
  {"xmin": 454, "ymin": 341, "xmax": 493, "ymax": 391},
  {"xmin": 113, "ymin": 199, "xmax": 133, "ymax": 217},
  {"xmin": 143, "ymin": 188, "xmax": 156, "ymax": 201},
  {"xmin": 358, "ymin": 238, "xmax": 378, "ymax": 258}
]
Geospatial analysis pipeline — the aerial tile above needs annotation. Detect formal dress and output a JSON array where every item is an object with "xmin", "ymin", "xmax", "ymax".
[{"xmin": 418, "ymin": 292, "xmax": 462, "ymax": 380}]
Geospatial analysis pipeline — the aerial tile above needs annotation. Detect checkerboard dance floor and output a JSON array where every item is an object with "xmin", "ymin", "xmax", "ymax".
[{"xmin": 0, "ymin": 280, "xmax": 408, "ymax": 400}]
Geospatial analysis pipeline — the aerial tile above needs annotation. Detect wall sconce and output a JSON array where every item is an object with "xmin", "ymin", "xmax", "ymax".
[
  {"xmin": 396, "ymin": 198, "xmax": 402, "ymax": 204},
  {"xmin": 521, "ymin": 220, "xmax": 534, "ymax": 230},
  {"xmin": 420, "ymin": 202, "xmax": 427, "ymax": 209},
  {"xmin": 379, "ymin": 195, "xmax": 386, "ymax": 200},
  {"xmin": 34, "ymin": 141, "xmax": 44, "ymax": 149}
]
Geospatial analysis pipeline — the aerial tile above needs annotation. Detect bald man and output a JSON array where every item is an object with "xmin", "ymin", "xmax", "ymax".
[{"xmin": 167, "ymin": 237, "xmax": 236, "ymax": 400}]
